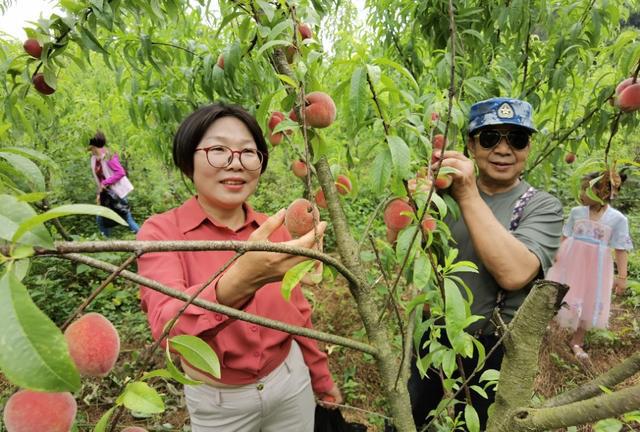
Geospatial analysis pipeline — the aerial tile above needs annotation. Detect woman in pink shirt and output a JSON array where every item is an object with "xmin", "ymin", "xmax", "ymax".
[
  {"xmin": 136, "ymin": 103, "xmax": 341, "ymax": 431},
  {"xmin": 88, "ymin": 131, "xmax": 140, "ymax": 236}
]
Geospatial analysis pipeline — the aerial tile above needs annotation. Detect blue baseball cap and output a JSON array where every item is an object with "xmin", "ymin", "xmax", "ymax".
[{"xmin": 468, "ymin": 97, "xmax": 537, "ymax": 135}]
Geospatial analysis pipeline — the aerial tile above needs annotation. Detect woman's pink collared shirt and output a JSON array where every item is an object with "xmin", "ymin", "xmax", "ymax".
[{"xmin": 136, "ymin": 197, "xmax": 334, "ymax": 393}]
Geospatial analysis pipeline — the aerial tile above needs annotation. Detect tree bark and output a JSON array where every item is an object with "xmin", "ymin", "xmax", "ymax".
[
  {"xmin": 503, "ymin": 384, "xmax": 640, "ymax": 432},
  {"xmin": 487, "ymin": 280, "xmax": 569, "ymax": 431}
]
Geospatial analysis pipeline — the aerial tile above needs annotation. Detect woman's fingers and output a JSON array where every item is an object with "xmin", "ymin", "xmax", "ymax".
[{"xmin": 249, "ymin": 209, "xmax": 285, "ymax": 241}]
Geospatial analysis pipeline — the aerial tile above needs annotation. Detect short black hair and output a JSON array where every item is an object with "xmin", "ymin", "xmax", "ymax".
[
  {"xmin": 89, "ymin": 131, "xmax": 107, "ymax": 148},
  {"xmin": 173, "ymin": 103, "xmax": 269, "ymax": 178}
]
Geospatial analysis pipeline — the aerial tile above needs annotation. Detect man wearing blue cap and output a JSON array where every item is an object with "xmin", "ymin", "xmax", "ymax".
[{"xmin": 408, "ymin": 98, "xmax": 563, "ymax": 429}]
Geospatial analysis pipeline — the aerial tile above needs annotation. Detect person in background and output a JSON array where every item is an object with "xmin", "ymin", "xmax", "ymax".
[
  {"xmin": 547, "ymin": 170, "xmax": 633, "ymax": 360},
  {"xmin": 88, "ymin": 130, "xmax": 140, "ymax": 236},
  {"xmin": 136, "ymin": 103, "xmax": 341, "ymax": 432},
  {"xmin": 408, "ymin": 97, "xmax": 564, "ymax": 430}
]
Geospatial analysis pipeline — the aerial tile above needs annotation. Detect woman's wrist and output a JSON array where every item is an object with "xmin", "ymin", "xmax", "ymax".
[{"xmin": 615, "ymin": 275, "xmax": 627, "ymax": 280}]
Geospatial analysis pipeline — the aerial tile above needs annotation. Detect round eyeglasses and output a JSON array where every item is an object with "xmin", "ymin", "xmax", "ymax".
[
  {"xmin": 473, "ymin": 129, "xmax": 530, "ymax": 150},
  {"xmin": 195, "ymin": 145, "xmax": 263, "ymax": 171}
]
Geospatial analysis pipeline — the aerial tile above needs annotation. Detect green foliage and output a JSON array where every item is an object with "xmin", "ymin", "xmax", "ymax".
[{"xmin": 0, "ymin": 0, "xmax": 639, "ymax": 430}]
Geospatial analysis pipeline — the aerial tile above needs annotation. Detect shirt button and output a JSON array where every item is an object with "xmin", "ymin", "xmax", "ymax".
[
  {"xmin": 253, "ymin": 351, "xmax": 260, "ymax": 357},
  {"xmin": 256, "ymin": 383, "xmax": 264, "ymax": 391},
  {"xmin": 215, "ymin": 314, "xmax": 223, "ymax": 321},
  {"xmin": 250, "ymin": 325, "xmax": 258, "ymax": 332}
]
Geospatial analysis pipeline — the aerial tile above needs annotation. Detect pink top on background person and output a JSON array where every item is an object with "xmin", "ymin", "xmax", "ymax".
[
  {"xmin": 136, "ymin": 196, "xmax": 334, "ymax": 394},
  {"xmin": 90, "ymin": 152, "xmax": 134, "ymax": 198}
]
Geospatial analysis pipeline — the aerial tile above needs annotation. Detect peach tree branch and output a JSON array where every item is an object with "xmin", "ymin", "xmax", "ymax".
[
  {"xmin": 55, "ymin": 252, "xmax": 377, "ymax": 356},
  {"xmin": 500, "ymin": 384, "xmax": 640, "ymax": 432},
  {"xmin": 540, "ymin": 351, "xmax": 640, "ymax": 408},
  {"xmin": 25, "ymin": 240, "xmax": 358, "ymax": 287}
]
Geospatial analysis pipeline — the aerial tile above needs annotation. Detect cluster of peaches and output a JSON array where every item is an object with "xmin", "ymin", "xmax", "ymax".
[
  {"xmin": 3, "ymin": 313, "xmax": 147, "ymax": 432},
  {"xmin": 383, "ymin": 130, "xmax": 450, "ymax": 243}
]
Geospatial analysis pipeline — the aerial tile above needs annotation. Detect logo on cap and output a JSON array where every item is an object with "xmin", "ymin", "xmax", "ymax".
[{"xmin": 497, "ymin": 103, "xmax": 514, "ymax": 119}]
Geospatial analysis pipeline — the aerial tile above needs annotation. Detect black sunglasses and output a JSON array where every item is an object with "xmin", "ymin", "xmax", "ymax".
[{"xmin": 474, "ymin": 129, "xmax": 530, "ymax": 150}]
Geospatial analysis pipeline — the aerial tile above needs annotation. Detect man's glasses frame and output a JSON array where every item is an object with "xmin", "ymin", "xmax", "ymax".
[
  {"xmin": 195, "ymin": 145, "xmax": 264, "ymax": 171},
  {"xmin": 473, "ymin": 129, "xmax": 531, "ymax": 151}
]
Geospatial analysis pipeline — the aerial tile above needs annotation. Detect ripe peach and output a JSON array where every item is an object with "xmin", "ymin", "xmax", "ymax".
[
  {"xmin": 432, "ymin": 134, "xmax": 446, "ymax": 150},
  {"xmin": 23, "ymin": 38, "xmax": 42, "ymax": 58},
  {"xmin": 289, "ymin": 107, "xmax": 299, "ymax": 123},
  {"xmin": 298, "ymin": 23, "xmax": 312, "ymax": 40},
  {"xmin": 285, "ymin": 198, "xmax": 320, "ymax": 238},
  {"xmin": 314, "ymin": 188, "xmax": 327, "ymax": 209},
  {"xmin": 383, "ymin": 199, "xmax": 413, "ymax": 231},
  {"xmin": 64, "ymin": 312, "xmax": 120, "ymax": 377},
  {"xmin": 122, "ymin": 428, "xmax": 148, "ymax": 432},
  {"xmin": 291, "ymin": 92, "xmax": 336, "ymax": 128},
  {"xmin": 434, "ymin": 173, "xmax": 452, "ymax": 189},
  {"xmin": 564, "ymin": 152, "xmax": 576, "ymax": 164},
  {"xmin": 32, "ymin": 73, "xmax": 55, "ymax": 95},
  {"xmin": 618, "ymin": 83, "xmax": 640, "ymax": 112},
  {"xmin": 421, "ymin": 216, "xmax": 437, "ymax": 233},
  {"xmin": 216, "ymin": 54, "xmax": 224, "ymax": 69},
  {"xmin": 3, "ymin": 389, "xmax": 77, "ymax": 432},
  {"xmin": 615, "ymin": 77, "xmax": 635, "ymax": 95},
  {"xmin": 269, "ymin": 132, "xmax": 283, "ymax": 146},
  {"xmin": 291, "ymin": 159, "xmax": 308, "ymax": 178},
  {"xmin": 335, "ymin": 175, "xmax": 352, "ymax": 195},
  {"xmin": 268, "ymin": 111, "xmax": 285, "ymax": 131}
]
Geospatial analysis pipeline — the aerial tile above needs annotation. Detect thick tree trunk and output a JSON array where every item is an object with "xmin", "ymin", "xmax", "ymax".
[{"xmin": 487, "ymin": 280, "xmax": 568, "ymax": 431}]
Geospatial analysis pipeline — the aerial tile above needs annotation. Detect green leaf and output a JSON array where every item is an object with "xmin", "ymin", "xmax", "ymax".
[
  {"xmin": 164, "ymin": 342, "xmax": 203, "ymax": 385},
  {"xmin": 444, "ymin": 277, "xmax": 467, "ymax": 341},
  {"xmin": 141, "ymin": 368, "xmax": 173, "ymax": 381},
  {"xmin": 593, "ymin": 418, "xmax": 623, "ymax": 432},
  {"xmin": 0, "ymin": 152, "xmax": 45, "ymax": 192},
  {"xmin": 255, "ymin": 0, "xmax": 276, "ymax": 21},
  {"xmin": 79, "ymin": 26, "xmax": 109, "ymax": 54},
  {"xmin": 93, "ymin": 407, "xmax": 115, "ymax": 432},
  {"xmin": 464, "ymin": 404, "xmax": 480, "ymax": 432},
  {"xmin": 281, "ymin": 260, "xmax": 316, "ymax": 301},
  {"xmin": 257, "ymin": 39, "xmax": 291, "ymax": 56},
  {"xmin": 0, "ymin": 195, "xmax": 53, "ymax": 247},
  {"xmin": 479, "ymin": 368, "xmax": 500, "ymax": 383},
  {"xmin": 13, "ymin": 204, "xmax": 126, "ymax": 247},
  {"xmin": 118, "ymin": 381, "xmax": 165, "ymax": 414},
  {"xmin": 349, "ymin": 66, "xmax": 368, "ymax": 130},
  {"xmin": 386, "ymin": 135, "xmax": 411, "ymax": 180},
  {"xmin": 275, "ymin": 73, "xmax": 299, "ymax": 88},
  {"xmin": 412, "ymin": 251, "xmax": 432, "ymax": 289},
  {"xmin": 371, "ymin": 148, "xmax": 392, "ymax": 193},
  {"xmin": 372, "ymin": 57, "xmax": 419, "ymax": 91},
  {"xmin": 0, "ymin": 270, "xmax": 81, "ymax": 392},
  {"xmin": 470, "ymin": 385, "xmax": 488, "ymax": 399},
  {"xmin": 169, "ymin": 335, "xmax": 221, "ymax": 379}
]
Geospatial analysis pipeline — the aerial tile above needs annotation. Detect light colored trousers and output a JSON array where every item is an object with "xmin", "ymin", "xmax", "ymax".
[{"xmin": 184, "ymin": 341, "xmax": 315, "ymax": 432}]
